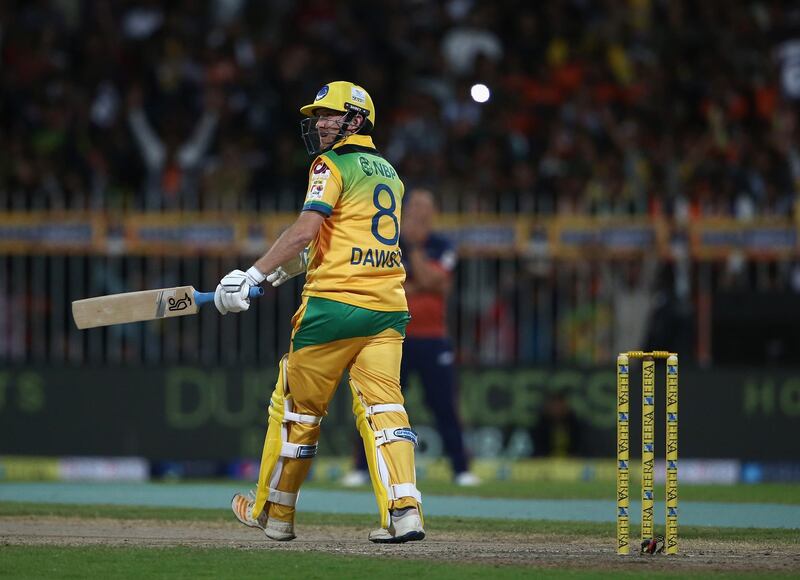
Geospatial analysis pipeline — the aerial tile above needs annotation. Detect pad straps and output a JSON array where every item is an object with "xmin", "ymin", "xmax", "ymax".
[
  {"xmin": 366, "ymin": 403, "xmax": 406, "ymax": 416},
  {"xmin": 389, "ymin": 482, "xmax": 422, "ymax": 503},
  {"xmin": 375, "ymin": 427, "xmax": 418, "ymax": 447},
  {"xmin": 268, "ymin": 488, "xmax": 298, "ymax": 507},
  {"xmin": 280, "ymin": 442, "xmax": 318, "ymax": 459}
]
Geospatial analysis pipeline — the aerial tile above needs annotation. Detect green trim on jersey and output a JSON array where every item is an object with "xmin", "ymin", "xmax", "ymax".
[
  {"xmin": 321, "ymin": 143, "xmax": 400, "ymax": 196},
  {"xmin": 292, "ymin": 297, "xmax": 410, "ymax": 352},
  {"xmin": 302, "ymin": 200, "xmax": 333, "ymax": 216}
]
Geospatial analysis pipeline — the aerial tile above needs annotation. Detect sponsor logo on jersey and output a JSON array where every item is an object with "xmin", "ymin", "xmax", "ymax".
[
  {"xmin": 307, "ymin": 162, "xmax": 330, "ymax": 201},
  {"xmin": 307, "ymin": 178, "xmax": 325, "ymax": 201},
  {"xmin": 358, "ymin": 156, "xmax": 397, "ymax": 179},
  {"xmin": 313, "ymin": 161, "xmax": 331, "ymax": 175}
]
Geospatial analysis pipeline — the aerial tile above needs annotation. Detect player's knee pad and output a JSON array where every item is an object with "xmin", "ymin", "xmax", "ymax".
[
  {"xmin": 349, "ymin": 379, "xmax": 422, "ymax": 528},
  {"xmin": 255, "ymin": 354, "xmax": 323, "ymax": 514}
]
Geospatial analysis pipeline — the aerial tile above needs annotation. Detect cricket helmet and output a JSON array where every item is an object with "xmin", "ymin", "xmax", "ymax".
[{"xmin": 300, "ymin": 81, "xmax": 375, "ymax": 155}]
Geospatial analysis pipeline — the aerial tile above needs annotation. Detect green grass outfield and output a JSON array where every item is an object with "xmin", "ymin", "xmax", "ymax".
[
  {"xmin": 5, "ymin": 545, "xmax": 797, "ymax": 580},
  {"xmin": 305, "ymin": 479, "xmax": 800, "ymax": 504},
  {"xmin": 2, "ymin": 480, "xmax": 799, "ymax": 579},
  {"xmin": 7, "ymin": 544, "xmax": 796, "ymax": 580},
  {"xmin": 2, "ymin": 502, "xmax": 799, "ymax": 579}
]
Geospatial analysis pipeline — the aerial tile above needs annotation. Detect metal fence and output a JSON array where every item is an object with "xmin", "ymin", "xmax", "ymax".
[
  {"xmin": 3, "ymin": 246, "xmax": 796, "ymax": 367},
  {"xmin": 0, "ymin": 253, "xmax": 297, "ymax": 366}
]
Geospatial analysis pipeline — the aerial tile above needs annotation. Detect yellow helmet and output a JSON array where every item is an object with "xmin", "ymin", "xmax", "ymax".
[{"xmin": 300, "ymin": 81, "xmax": 375, "ymax": 132}]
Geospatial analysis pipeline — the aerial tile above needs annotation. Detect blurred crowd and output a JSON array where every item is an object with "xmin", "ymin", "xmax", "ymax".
[{"xmin": 2, "ymin": 0, "xmax": 800, "ymax": 217}]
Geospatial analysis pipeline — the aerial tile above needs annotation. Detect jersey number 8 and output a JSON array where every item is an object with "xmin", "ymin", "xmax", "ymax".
[{"xmin": 371, "ymin": 184, "xmax": 399, "ymax": 245}]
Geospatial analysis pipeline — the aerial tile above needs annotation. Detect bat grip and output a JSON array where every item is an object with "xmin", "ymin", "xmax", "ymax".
[{"xmin": 194, "ymin": 286, "xmax": 265, "ymax": 307}]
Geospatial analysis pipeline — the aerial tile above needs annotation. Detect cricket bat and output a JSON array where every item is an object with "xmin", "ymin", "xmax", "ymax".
[{"xmin": 72, "ymin": 286, "xmax": 265, "ymax": 329}]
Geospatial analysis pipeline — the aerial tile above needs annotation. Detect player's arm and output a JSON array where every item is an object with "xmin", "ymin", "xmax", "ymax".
[
  {"xmin": 214, "ymin": 157, "xmax": 341, "ymax": 314},
  {"xmin": 214, "ymin": 212, "xmax": 323, "ymax": 314},
  {"xmin": 253, "ymin": 212, "xmax": 323, "ymax": 277},
  {"xmin": 405, "ymin": 245, "xmax": 453, "ymax": 294},
  {"xmin": 259, "ymin": 155, "xmax": 339, "ymax": 276},
  {"xmin": 261, "ymin": 157, "xmax": 344, "ymax": 287}
]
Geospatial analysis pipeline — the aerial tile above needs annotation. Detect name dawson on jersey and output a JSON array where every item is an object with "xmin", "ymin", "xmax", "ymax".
[{"xmin": 350, "ymin": 247, "xmax": 403, "ymax": 268}]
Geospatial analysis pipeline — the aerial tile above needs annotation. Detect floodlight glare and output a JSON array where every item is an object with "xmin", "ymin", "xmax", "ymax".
[{"xmin": 470, "ymin": 83, "xmax": 491, "ymax": 103}]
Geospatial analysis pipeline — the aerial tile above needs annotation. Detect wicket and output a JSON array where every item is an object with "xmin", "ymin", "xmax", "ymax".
[{"xmin": 616, "ymin": 350, "xmax": 678, "ymax": 555}]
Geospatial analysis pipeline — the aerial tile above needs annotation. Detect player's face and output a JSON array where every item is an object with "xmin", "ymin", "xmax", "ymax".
[
  {"xmin": 301, "ymin": 108, "xmax": 365, "ymax": 156},
  {"xmin": 403, "ymin": 191, "xmax": 435, "ymax": 241},
  {"xmin": 315, "ymin": 109, "xmax": 348, "ymax": 148},
  {"xmin": 406, "ymin": 193, "xmax": 434, "ymax": 226}
]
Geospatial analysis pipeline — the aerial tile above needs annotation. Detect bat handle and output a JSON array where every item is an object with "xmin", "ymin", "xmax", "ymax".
[{"xmin": 194, "ymin": 286, "xmax": 265, "ymax": 307}]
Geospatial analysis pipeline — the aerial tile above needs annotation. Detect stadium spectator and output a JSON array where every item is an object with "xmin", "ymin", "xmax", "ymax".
[
  {"xmin": 126, "ymin": 85, "xmax": 220, "ymax": 210},
  {"xmin": 603, "ymin": 257, "xmax": 660, "ymax": 357},
  {"xmin": 2, "ymin": 0, "xmax": 797, "ymax": 216},
  {"xmin": 3, "ymin": 0, "xmax": 800, "ymax": 368}
]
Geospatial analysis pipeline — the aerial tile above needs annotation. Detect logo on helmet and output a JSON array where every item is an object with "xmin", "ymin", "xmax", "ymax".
[
  {"xmin": 315, "ymin": 85, "xmax": 329, "ymax": 101},
  {"xmin": 351, "ymin": 87, "xmax": 366, "ymax": 104}
]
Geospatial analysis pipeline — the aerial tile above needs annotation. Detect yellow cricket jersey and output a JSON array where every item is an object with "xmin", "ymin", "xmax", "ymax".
[{"xmin": 301, "ymin": 134, "xmax": 407, "ymax": 312}]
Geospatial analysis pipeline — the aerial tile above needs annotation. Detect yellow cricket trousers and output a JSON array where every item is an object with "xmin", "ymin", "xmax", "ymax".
[{"xmin": 253, "ymin": 296, "xmax": 421, "ymax": 528}]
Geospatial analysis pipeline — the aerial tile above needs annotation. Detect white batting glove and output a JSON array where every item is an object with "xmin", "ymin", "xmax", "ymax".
[
  {"xmin": 266, "ymin": 248, "xmax": 309, "ymax": 287},
  {"xmin": 214, "ymin": 267, "xmax": 265, "ymax": 315}
]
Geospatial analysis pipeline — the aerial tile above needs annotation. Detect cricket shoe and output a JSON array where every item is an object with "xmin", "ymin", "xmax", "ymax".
[
  {"xmin": 454, "ymin": 471, "xmax": 482, "ymax": 487},
  {"xmin": 368, "ymin": 507, "xmax": 425, "ymax": 544},
  {"xmin": 264, "ymin": 518, "xmax": 296, "ymax": 541},
  {"xmin": 340, "ymin": 470, "xmax": 370, "ymax": 487},
  {"xmin": 231, "ymin": 490, "xmax": 267, "ymax": 530}
]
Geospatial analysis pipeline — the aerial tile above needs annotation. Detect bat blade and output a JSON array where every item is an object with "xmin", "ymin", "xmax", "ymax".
[{"xmin": 72, "ymin": 286, "xmax": 199, "ymax": 329}]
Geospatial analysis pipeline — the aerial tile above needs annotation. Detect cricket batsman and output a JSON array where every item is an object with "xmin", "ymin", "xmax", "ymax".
[{"xmin": 215, "ymin": 81, "xmax": 424, "ymax": 543}]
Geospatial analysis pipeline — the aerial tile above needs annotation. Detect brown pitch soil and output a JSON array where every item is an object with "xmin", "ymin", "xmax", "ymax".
[{"xmin": 2, "ymin": 517, "xmax": 799, "ymax": 573}]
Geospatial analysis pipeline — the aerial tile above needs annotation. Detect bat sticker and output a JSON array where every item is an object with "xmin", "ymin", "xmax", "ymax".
[
  {"xmin": 168, "ymin": 292, "xmax": 192, "ymax": 311},
  {"xmin": 155, "ymin": 291, "xmax": 167, "ymax": 318}
]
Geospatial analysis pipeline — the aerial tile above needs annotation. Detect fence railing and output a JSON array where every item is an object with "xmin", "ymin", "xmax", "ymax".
[
  {"xmin": 1, "ymin": 212, "xmax": 798, "ymax": 259},
  {"xmin": 1, "ymin": 213, "xmax": 797, "ymax": 366}
]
